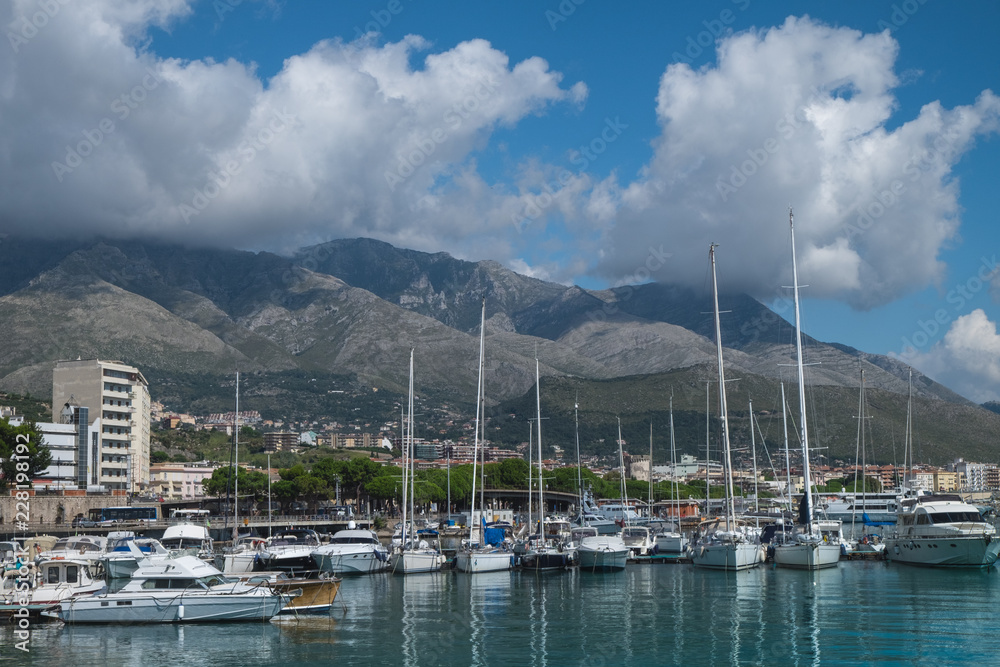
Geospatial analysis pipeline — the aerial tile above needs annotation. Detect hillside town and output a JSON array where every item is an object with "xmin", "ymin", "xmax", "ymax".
[{"xmin": 4, "ymin": 358, "xmax": 999, "ymax": 506}]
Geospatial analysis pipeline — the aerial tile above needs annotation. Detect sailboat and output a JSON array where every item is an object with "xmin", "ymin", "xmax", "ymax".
[
  {"xmin": 690, "ymin": 243, "xmax": 763, "ymax": 571},
  {"xmin": 389, "ymin": 349, "xmax": 446, "ymax": 574},
  {"xmin": 520, "ymin": 357, "xmax": 570, "ymax": 571},
  {"xmin": 455, "ymin": 299, "xmax": 514, "ymax": 574},
  {"xmin": 772, "ymin": 209, "xmax": 843, "ymax": 570},
  {"xmin": 654, "ymin": 395, "xmax": 688, "ymax": 555},
  {"xmin": 576, "ymin": 418, "xmax": 628, "ymax": 571}
]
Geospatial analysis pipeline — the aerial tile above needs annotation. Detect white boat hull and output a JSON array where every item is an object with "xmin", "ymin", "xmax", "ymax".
[
  {"xmin": 454, "ymin": 550, "xmax": 513, "ymax": 573},
  {"xmin": 885, "ymin": 535, "xmax": 1000, "ymax": 568},
  {"xmin": 313, "ymin": 549, "xmax": 389, "ymax": 575},
  {"xmin": 773, "ymin": 542, "xmax": 841, "ymax": 570},
  {"xmin": 576, "ymin": 536, "xmax": 628, "ymax": 571},
  {"xmin": 654, "ymin": 533, "xmax": 689, "ymax": 554},
  {"xmin": 45, "ymin": 591, "xmax": 289, "ymax": 624},
  {"xmin": 390, "ymin": 550, "xmax": 445, "ymax": 574},
  {"xmin": 690, "ymin": 541, "xmax": 762, "ymax": 571}
]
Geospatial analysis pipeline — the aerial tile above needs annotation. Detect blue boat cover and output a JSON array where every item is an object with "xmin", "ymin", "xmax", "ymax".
[
  {"xmin": 862, "ymin": 512, "xmax": 894, "ymax": 526},
  {"xmin": 483, "ymin": 527, "xmax": 506, "ymax": 546}
]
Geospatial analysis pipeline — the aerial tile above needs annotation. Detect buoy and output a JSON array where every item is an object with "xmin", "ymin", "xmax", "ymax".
[{"xmin": 178, "ymin": 603, "xmax": 184, "ymax": 620}]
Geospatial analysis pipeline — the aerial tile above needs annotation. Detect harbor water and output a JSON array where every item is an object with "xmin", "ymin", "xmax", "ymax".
[{"xmin": 5, "ymin": 562, "xmax": 1000, "ymax": 665}]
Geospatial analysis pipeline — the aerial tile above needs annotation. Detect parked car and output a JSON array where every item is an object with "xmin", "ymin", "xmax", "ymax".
[{"xmin": 72, "ymin": 515, "xmax": 98, "ymax": 528}]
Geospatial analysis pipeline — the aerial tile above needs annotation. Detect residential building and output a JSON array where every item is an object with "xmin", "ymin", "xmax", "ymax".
[
  {"xmin": 263, "ymin": 431, "xmax": 297, "ymax": 452},
  {"xmin": 51, "ymin": 359, "xmax": 151, "ymax": 493},
  {"xmin": 148, "ymin": 462, "xmax": 218, "ymax": 500},
  {"xmin": 9, "ymin": 404, "xmax": 101, "ymax": 490}
]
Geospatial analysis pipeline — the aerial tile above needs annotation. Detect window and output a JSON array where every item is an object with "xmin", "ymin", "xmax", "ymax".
[
  {"xmin": 66, "ymin": 566, "xmax": 78, "ymax": 584},
  {"xmin": 48, "ymin": 567, "xmax": 60, "ymax": 584}
]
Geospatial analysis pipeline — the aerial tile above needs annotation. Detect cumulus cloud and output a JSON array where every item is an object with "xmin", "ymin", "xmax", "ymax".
[
  {"xmin": 592, "ymin": 16, "xmax": 1000, "ymax": 308},
  {"xmin": 903, "ymin": 309, "xmax": 1000, "ymax": 403},
  {"xmin": 0, "ymin": 0, "xmax": 585, "ymax": 257}
]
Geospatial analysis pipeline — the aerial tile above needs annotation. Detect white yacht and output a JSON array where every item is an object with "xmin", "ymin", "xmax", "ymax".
[
  {"xmin": 576, "ymin": 533, "xmax": 628, "ymax": 572},
  {"xmin": 313, "ymin": 524, "xmax": 390, "ymax": 575},
  {"xmin": 44, "ymin": 545, "xmax": 290, "ymax": 623},
  {"xmin": 215, "ymin": 535, "xmax": 268, "ymax": 575},
  {"xmin": 102, "ymin": 532, "xmax": 168, "ymax": 579},
  {"xmin": 621, "ymin": 526, "xmax": 656, "ymax": 558},
  {"xmin": 254, "ymin": 529, "xmax": 322, "ymax": 576},
  {"xmin": 652, "ymin": 521, "xmax": 689, "ymax": 556},
  {"xmin": 160, "ymin": 523, "xmax": 213, "ymax": 560},
  {"xmin": 1, "ymin": 557, "xmax": 105, "ymax": 616},
  {"xmin": 885, "ymin": 494, "xmax": 1000, "ymax": 568},
  {"xmin": 35, "ymin": 535, "xmax": 107, "ymax": 564}
]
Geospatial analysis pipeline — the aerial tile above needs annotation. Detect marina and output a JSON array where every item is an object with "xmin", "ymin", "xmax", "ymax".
[{"xmin": 6, "ymin": 557, "xmax": 1000, "ymax": 665}]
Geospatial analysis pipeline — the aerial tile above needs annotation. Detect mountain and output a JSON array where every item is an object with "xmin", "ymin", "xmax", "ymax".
[{"xmin": 0, "ymin": 235, "xmax": 996, "ymax": 464}]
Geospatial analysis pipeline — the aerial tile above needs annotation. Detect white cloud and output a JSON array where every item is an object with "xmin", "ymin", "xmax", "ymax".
[
  {"xmin": 0, "ymin": 0, "xmax": 585, "ymax": 257},
  {"xmin": 591, "ymin": 16, "xmax": 1000, "ymax": 307},
  {"xmin": 904, "ymin": 309, "xmax": 1000, "ymax": 403}
]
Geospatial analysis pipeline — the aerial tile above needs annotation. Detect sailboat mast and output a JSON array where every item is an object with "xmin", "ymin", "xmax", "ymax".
[
  {"xmin": 906, "ymin": 369, "xmax": 913, "ymax": 488},
  {"xmin": 781, "ymin": 382, "xmax": 792, "ymax": 515},
  {"xmin": 749, "ymin": 398, "xmax": 759, "ymax": 513},
  {"xmin": 705, "ymin": 381, "xmax": 711, "ymax": 515},
  {"xmin": 617, "ymin": 417, "xmax": 628, "ymax": 528},
  {"xmin": 233, "ymin": 370, "xmax": 239, "ymax": 543},
  {"xmin": 669, "ymin": 394, "xmax": 678, "ymax": 519},
  {"xmin": 789, "ymin": 209, "xmax": 814, "ymax": 529},
  {"xmin": 575, "ymin": 397, "xmax": 583, "ymax": 521},
  {"xmin": 407, "ymin": 348, "xmax": 416, "ymax": 547},
  {"xmin": 535, "ymin": 357, "xmax": 544, "ymax": 537},
  {"xmin": 648, "ymin": 421, "xmax": 653, "ymax": 518},
  {"xmin": 527, "ymin": 420, "xmax": 533, "ymax": 536},
  {"xmin": 469, "ymin": 298, "xmax": 486, "ymax": 545},
  {"xmin": 709, "ymin": 244, "xmax": 736, "ymax": 525}
]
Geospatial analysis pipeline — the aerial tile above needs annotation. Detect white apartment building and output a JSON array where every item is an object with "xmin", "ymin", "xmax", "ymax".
[
  {"xmin": 52, "ymin": 359, "xmax": 151, "ymax": 493},
  {"xmin": 148, "ymin": 462, "xmax": 218, "ymax": 500}
]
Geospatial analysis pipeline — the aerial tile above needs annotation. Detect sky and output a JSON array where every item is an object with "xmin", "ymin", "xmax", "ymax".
[{"xmin": 2, "ymin": 1, "xmax": 999, "ymax": 402}]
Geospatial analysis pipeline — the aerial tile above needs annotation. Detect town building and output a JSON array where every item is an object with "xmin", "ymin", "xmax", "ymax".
[
  {"xmin": 148, "ymin": 462, "xmax": 218, "ymax": 500},
  {"xmin": 51, "ymin": 359, "xmax": 151, "ymax": 493}
]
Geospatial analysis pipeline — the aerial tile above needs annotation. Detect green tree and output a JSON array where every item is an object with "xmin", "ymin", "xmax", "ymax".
[
  {"xmin": 0, "ymin": 418, "xmax": 52, "ymax": 491},
  {"xmin": 270, "ymin": 480, "xmax": 297, "ymax": 514},
  {"xmin": 292, "ymin": 474, "xmax": 330, "ymax": 512},
  {"xmin": 150, "ymin": 450, "xmax": 170, "ymax": 464}
]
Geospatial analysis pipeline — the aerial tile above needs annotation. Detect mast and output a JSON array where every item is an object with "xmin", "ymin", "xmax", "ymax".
[
  {"xmin": 648, "ymin": 421, "xmax": 654, "ymax": 518},
  {"xmin": 406, "ymin": 348, "xmax": 416, "ymax": 549},
  {"xmin": 617, "ymin": 417, "xmax": 628, "ymax": 528},
  {"xmin": 749, "ymin": 398, "xmax": 759, "ymax": 513},
  {"xmin": 527, "ymin": 420, "xmax": 533, "ymax": 537},
  {"xmin": 709, "ymin": 243, "xmax": 736, "ymax": 525},
  {"xmin": 705, "ymin": 381, "xmax": 711, "ymax": 515},
  {"xmin": 669, "ymin": 394, "xmax": 678, "ymax": 520},
  {"xmin": 781, "ymin": 383, "xmax": 793, "ymax": 515},
  {"xmin": 232, "ymin": 370, "xmax": 239, "ymax": 543},
  {"xmin": 575, "ymin": 396, "xmax": 583, "ymax": 522},
  {"xmin": 905, "ymin": 369, "xmax": 913, "ymax": 489},
  {"xmin": 267, "ymin": 452, "xmax": 272, "ymax": 538},
  {"xmin": 789, "ymin": 208, "xmax": 814, "ymax": 531},
  {"xmin": 469, "ymin": 298, "xmax": 486, "ymax": 546},
  {"xmin": 535, "ymin": 357, "xmax": 544, "ymax": 538}
]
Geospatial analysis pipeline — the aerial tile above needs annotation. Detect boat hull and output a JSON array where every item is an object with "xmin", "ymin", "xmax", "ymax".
[
  {"xmin": 654, "ymin": 534, "xmax": 689, "ymax": 555},
  {"xmin": 520, "ymin": 550, "xmax": 569, "ymax": 571},
  {"xmin": 45, "ymin": 591, "xmax": 289, "ymax": 624},
  {"xmin": 454, "ymin": 550, "xmax": 514, "ymax": 573},
  {"xmin": 313, "ymin": 549, "xmax": 389, "ymax": 575},
  {"xmin": 389, "ymin": 550, "xmax": 445, "ymax": 574},
  {"xmin": 576, "ymin": 536, "xmax": 628, "ymax": 572},
  {"xmin": 885, "ymin": 535, "xmax": 1000, "ymax": 568},
  {"xmin": 773, "ymin": 542, "xmax": 842, "ymax": 570},
  {"xmin": 690, "ymin": 542, "xmax": 762, "ymax": 571}
]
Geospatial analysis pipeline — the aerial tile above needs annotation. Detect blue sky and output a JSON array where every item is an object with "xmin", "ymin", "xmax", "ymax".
[{"xmin": 2, "ymin": 1, "xmax": 999, "ymax": 401}]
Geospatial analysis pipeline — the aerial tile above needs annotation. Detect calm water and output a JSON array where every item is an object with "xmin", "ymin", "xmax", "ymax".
[{"xmin": 4, "ymin": 562, "xmax": 1000, "ymax": 666}]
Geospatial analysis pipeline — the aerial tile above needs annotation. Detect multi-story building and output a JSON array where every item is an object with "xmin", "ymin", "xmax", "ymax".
[
  {"xmin": 148, "ymin": 462, "xmax": 217, "ymax": 500},
  {"xmin": 8, "ymin": 404, "xmax": 102, "ymax": 490},
  {"xmin": 263, "ymin": 431, "xmax": 298, "ymax": 452},
  {"xmin": 52, "ymin": 359, "xmax": 151, "ymax": 493}
]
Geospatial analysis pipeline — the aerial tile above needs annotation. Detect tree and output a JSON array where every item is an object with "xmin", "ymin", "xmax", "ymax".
[
  {"xmin": 150, "ymin": 451, "xmax": 170, "ymax": 464},
  {"xmin": 292, "ymin": 474, "xmax": 330, "ymax": 512},
  {"xmin": 0, "ymin": 418, "xmax": 52, "ymax": 491}
]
